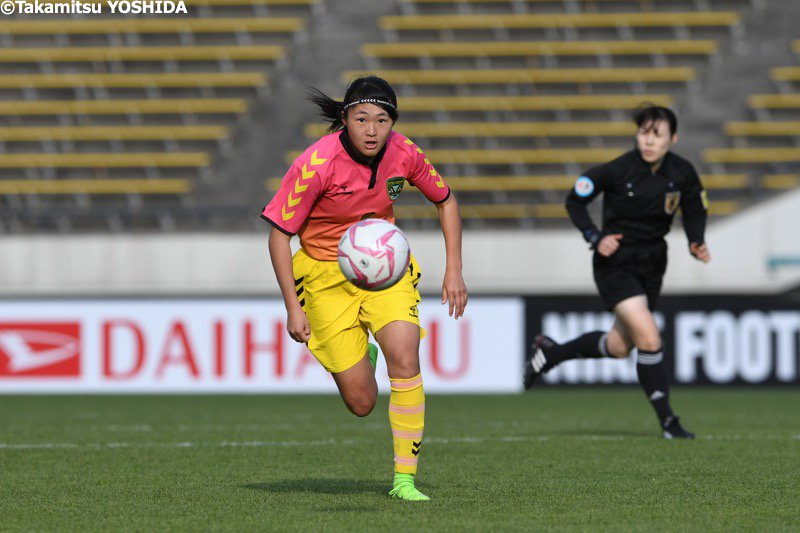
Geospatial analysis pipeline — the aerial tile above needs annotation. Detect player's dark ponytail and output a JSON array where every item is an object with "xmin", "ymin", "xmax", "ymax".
[{"xmin": 308, "ymin": 76, "xmax": 399, "ymax": 133}]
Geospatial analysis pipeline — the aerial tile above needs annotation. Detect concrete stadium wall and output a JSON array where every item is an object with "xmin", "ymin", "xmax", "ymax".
[{"xmin": 2, "ymin": 189, "xmax": 799, "ymax": 296}]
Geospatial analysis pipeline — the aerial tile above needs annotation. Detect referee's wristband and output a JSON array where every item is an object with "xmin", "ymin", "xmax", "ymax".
[{"xmin": 583, "ymin": 229, "xmax": 602, "ymax": 249}]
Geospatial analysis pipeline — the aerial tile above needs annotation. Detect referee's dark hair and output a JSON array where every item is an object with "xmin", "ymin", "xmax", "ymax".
[{"xmin": 633, "ymin": 103, "xmax": 678, "ymax": 135}]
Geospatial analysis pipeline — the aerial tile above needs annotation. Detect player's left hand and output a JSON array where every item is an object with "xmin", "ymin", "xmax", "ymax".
[
  {"xmin": 442, "ymin": 268, "xmax": 467, "ymax": 320},
  {"xmin": 690, "ymin": 242, "xmax": 711, "ymax": 263}
]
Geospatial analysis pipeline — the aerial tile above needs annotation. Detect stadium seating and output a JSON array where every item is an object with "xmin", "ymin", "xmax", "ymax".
[
  {"xmin": 0, "ymin": 153, "xmax": 210, "ymax": 168},
  {"xmin": 305, "ymin": 121, "xmax": 636, "ymax": 138},
  {"xmin": 0, "ymin": 72, "xmax": 266, "ymax": 89},
  {"xmin": 0, "ymin": 99, "xmax": 248, "ymax": 116},
  {"xmin": 0, "ymin": 178, "xmax": 191, "ymax": 195},
  {"xmin": 379, "ymin": 12, "xmax": 740, "ymax": 32},
  {"xmin": 0, "ymin": 18, "xmax": 304, "ymax": 35},
  {"xmin": 397, "ymin": 94, "xmax": 673, "ymax": 112},
  {"xmin": 0, "ymin": 46, "xmax": 285, "ymax": 63},
  {"xmin": 0, "ymin": 125, "xmax": 228, "ymax": 142},
  {"xmin": 342, "ymin": 67, "xmax": 695, "ymax": 86}
]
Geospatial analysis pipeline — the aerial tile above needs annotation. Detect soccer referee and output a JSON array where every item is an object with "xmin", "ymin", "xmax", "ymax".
[{"xmin": 525, "ymin": 104, "xmax": 711, "ymax": 439}]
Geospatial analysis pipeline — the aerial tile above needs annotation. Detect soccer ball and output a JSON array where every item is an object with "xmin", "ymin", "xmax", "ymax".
[{"xmin": 337, "ymin": 219, "xmax": 411, "ymax": 291}]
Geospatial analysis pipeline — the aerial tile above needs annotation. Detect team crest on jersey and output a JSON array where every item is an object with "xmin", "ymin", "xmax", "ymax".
[
  {"xmin": 386, "ymin": 177, "xmax": 405, "ymax": 201},
  {"xmin": 665, "ymin": 191, "xmax": 681, "ymax": 214}
]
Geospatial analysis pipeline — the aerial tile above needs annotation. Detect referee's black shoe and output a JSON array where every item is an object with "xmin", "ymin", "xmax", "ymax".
[
  {"xmin": 662, "ymin": 416, "xmax": 695, "ymax": 439},
  {"xmin": 524, "ymin": 335, "xmax": 557, "ymax": 389}
]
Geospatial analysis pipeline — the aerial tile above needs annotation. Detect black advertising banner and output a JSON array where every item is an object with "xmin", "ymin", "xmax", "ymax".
[{"xmin": 525, "ymin": 295, "xmax": 800, "ymax": 385}]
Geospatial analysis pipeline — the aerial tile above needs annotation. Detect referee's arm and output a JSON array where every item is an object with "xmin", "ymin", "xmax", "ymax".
[
  {"xmin": 680, "ymin": 168, "xmax": 708, "ymax": 245},
  {"xmin": 565, "ymin": 168, "xmax": 607, "ymax": 248}
]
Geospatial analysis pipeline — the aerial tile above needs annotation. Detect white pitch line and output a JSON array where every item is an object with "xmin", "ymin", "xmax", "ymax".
[{"xmin": 0, "ymin": 433, "xmax": 798, "ymax": 451}]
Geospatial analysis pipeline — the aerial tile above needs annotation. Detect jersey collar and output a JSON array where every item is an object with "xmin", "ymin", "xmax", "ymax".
[{"xmin": 339, "ymin": 129, "xmax": 390, "ymax": 189}]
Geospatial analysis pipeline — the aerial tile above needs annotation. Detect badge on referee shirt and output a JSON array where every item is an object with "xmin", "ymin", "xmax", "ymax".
[
  {"xmin": 665, "ymin": 191, "xmax": 681, "ymax": 214},
  {"xmin": 387, "ymin": 177, "xmax": 405, "ymax": 201}
]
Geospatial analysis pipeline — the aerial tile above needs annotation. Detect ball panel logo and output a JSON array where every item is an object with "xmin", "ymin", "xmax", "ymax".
[{"xmin": 0, "ymin": 322, "xmax": 81, "ymax": 377}]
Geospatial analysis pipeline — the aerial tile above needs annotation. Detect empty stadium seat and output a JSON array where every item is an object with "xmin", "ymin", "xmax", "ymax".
[
  {"xmin": 304, "ymin": 121, "xmax": 635, "ymax": 138},
  {"xmin": 342, "ymin": 67, "xmax": 695, "ymax": 85},
  {"xmin": 0, "ymin": 46, "xmax": 285, "ymax": 63},
  {"xmin": 703, "ymin": 148, "xmax": 800, "ymax": 163},
  {"xmin": 0, "ymin": 178, "xmax": 191, "ymax": 194},
  {"xmin": 0, "ymin": 153, "xmax": 209, "ymax": 167},
  {"xmin": 379, "ymin": 12, "xmax": 740, "ymax": 31},
  {"xmin": 0, "ymin": 99, "xmax": 248, "ymax": 115},
  {"xmin": 0, "ymin": 18, "xmax": 303, "ymax": 35},
  {"xmin": 0, "ymin": 72, "xmax": 266, "ymax": 89},
  {"xmin": 724, "ymin": 121, "xmax": 800, "ymax": 136},
  {"xmin": 361, "ymin": 40, "xmax": 718, "ymax": 59},
  {"xmin": 0, "ymin": 126, "xmax": 228, "ymax": 142},
  {"xmin": 397, "ymin": 94, "xmax": 673, "ymax": 112}
]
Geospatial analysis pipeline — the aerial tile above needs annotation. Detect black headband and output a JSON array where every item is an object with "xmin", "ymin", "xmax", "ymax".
[{"xmin": 342, "ymin": 98, "xmax": 397, "ymax": 111}]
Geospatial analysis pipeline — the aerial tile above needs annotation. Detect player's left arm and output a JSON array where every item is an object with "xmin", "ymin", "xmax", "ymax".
[
  {"xmin": 406, "ymin": 138, "xmax": 467, "ymax": 319},
  {"xmin": 680, "ymin": 165, "xmax": 711, "ymax": 263},
  {"xmin": 436, "ymin": 194, "xmax": 467, "ymax": 320}
]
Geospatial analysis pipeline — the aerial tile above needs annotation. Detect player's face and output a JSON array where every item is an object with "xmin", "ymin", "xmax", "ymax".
[
  {"xmin": 636, "ymin": 119, "xmax": 677, "ymax": 165},
  {"xmin": 343, "ymin": 103, "xmax": 394, "ymax": 159}
]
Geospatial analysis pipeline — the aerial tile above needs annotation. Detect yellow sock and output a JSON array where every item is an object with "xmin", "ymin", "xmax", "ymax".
[{"xmin": 389, "ymin": 373, "xmax": 425, "ymax": 475}]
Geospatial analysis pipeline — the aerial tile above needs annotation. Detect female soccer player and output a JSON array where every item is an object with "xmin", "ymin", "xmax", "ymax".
[
  {"xmin": 261, "ymin": 76, "xmax": 467, "ymax": 500},
  {"xmin": 524, "ymin": 105, "xmax": 710, "ymax": 439}
]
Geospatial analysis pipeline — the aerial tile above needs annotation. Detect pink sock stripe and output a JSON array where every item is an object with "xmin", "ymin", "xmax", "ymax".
[
  {"xmin": 392, "ymin": 429, "xmax": 423, "ymax": 440},
  {"xmin": 390, "ymin": 376, "xmax": 423, "ymax": 390},
  {"xmin": 394, "ymin": 456, "xmax": 419, "ymax": 467},
  {"xmin": 389, "ymin": 403, "xmax": 425, "ymax": 415}
]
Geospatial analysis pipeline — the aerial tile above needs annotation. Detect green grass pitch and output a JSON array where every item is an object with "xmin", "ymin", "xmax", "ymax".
[{"xmin": 1, "ymin": 389, "xmax": 798, "ymax": 531}]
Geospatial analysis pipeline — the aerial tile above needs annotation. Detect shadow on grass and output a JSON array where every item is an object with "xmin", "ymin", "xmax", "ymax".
[{"xmin": 243, "ymin": 478, "xmax": 387, "ymax": 496}]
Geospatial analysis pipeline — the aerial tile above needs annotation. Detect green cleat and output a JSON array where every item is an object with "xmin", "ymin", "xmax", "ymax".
[
  {"xmin": 389, "ymin": 473, "xmax": 430, "ymax": 501},
  {"xmin": 367, "ymin": 342, "xmax": 379, "ymax": 370}
]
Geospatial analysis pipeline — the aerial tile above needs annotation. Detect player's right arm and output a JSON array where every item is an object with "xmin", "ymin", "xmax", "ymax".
[
  {"xmin": 261, "ymin": 152, "xmax": 325, "ymax": 343},
  {"xmin": 565, "ymin": 164, "xmax": 613, "ymax": 251},
  {"xmin": 268, "ymin": 228, "xmax": 310, "ymax": 343}
]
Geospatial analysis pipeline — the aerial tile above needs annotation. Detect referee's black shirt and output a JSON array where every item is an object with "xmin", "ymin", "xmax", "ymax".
[{"xmin": 565, "ymin": 149, "xmax": 708, "ymax": 247}]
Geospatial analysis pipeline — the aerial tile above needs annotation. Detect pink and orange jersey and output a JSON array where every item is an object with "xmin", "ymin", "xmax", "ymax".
[{"xmin": 261, "ymin": 131, "xmax": 450, "ymax": 261}]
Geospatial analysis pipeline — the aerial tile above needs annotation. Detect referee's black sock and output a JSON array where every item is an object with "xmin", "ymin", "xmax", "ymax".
[
  {"xmin": 546, "ymin": 331, "xmax": 609, "ymax": 364},
  {"xmin": 636, "ymin": 347, "xmax": 674, "ymax": 424}
]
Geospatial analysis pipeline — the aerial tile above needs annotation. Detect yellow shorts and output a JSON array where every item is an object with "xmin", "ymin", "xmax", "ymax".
[{"xmin": 292, "ymin": 247, "xmax": 424, "ymax": 374}]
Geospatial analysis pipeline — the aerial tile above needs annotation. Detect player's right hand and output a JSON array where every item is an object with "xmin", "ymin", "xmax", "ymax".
[
  {"xmin": 287, "ymin": 307, "xmax": 311, "ymax": 343},
  {"xmin": 597, "ymin": 234, "xmax": 623, "ymax": 257}
]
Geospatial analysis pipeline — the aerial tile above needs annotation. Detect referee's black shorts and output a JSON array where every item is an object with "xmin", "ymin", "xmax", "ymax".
[{"xmin": 592, "ymin": 241, "xmax": 668, "ymax": 311}]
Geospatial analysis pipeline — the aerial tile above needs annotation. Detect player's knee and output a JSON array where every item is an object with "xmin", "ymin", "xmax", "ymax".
[
  {"xmin": 345, "ymin": 395, "xmax": 376, "ymax": 417},
  {"xmin": 387, "ymin": 355, "xmax": 420, "ymax": 379},
  {"xmin": 636, "ymin": 335, "xmax": 662, "ymax": 353},
  {"xmin": 605, "ymin": 337, "xmax": 632, "ymax": 358}
]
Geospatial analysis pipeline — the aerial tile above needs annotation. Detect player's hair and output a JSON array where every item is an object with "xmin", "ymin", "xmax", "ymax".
[
  {"xmin": 633, "ymin": 103, "xmax": 678, "ymax": 135},
  {"xmin": 307, "ymin": 76, "xmax": 399, "ymax": 133}
]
